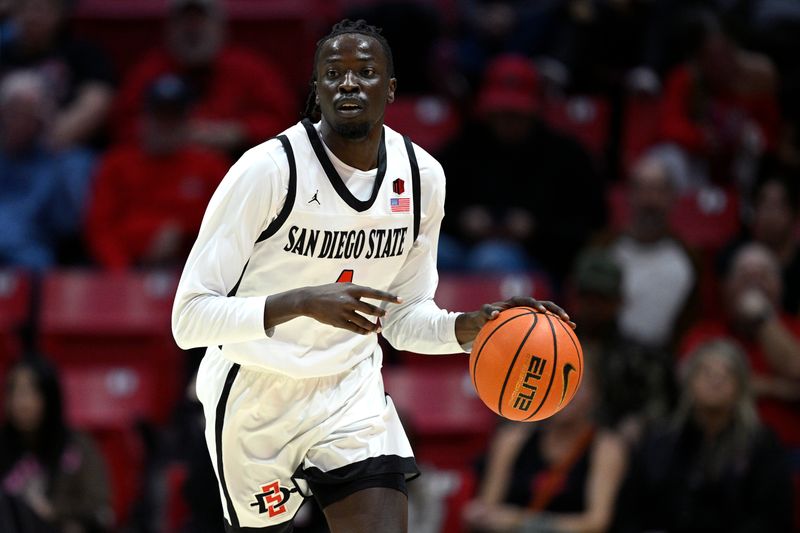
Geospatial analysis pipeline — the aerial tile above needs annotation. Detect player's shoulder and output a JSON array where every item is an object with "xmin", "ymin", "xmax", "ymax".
[{"xmin": 383, "ymin": 125, "xmax": 446, "ymax": 188}]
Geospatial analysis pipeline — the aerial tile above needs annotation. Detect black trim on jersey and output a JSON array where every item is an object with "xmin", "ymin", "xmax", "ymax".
[
  {"xmin": 216, "ymin": 363, "xmax": 242, "ymax": 530},
  {"xmin": 219, "ymin": 259, "xmax": 251, "ymax": 350},
  {"xmin": 300, "ymin": 119, "xmax": 387, "ymax": 212},
  {"xmin": 402, "ymin": 136, "xmax": 422, "ymax": 241},
  {"xmin": 227, "ymin": 259, "xmax": 250, "ymax": 298},
  {"xmin": 256, "ymin": 135, "xmax": 297, "ymax": 243}
]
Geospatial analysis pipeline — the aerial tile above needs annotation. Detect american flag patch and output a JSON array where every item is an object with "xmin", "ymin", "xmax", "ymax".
[{"xmin": 390, "ymin": 197, "xmax": 410, "ymax": 213}]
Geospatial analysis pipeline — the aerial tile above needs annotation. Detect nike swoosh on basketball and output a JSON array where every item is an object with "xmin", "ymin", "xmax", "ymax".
[{"xmin": 559, "ymin": 363, "xmax": 576, "ymax": 406}]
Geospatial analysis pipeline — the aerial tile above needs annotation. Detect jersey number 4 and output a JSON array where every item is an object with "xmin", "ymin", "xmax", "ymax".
[{"xmin": 336, "ymin": 269, "xmax": 354, "ymax": 283}]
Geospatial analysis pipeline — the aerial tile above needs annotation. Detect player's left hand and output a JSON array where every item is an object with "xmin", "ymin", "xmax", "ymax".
[
  {"xmin": 484, "ymin": 296, "xmax": 573, "ymax": 327},
  {"xmin": 455, "ymin": 296, "xmax": 574, "ymax": 347}
]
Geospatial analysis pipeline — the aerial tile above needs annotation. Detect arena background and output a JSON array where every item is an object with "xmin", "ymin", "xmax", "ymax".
[{"xmin": 1, "ymin": 0, "xmax": 799, "ymax": 531}]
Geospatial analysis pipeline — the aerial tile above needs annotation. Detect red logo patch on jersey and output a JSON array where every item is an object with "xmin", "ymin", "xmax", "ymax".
[
  {"xmin": 250, "ymin": 480, "xmax": 296, "ymax": 517},
  {"xmin": 392, "ymin": 178, "xmax": 405, "ymax": 195}
]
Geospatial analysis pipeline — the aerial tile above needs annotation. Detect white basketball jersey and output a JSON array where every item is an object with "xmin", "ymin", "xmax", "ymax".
[{"xmin": 219, "ymin": 120, "xmax": 422, "ymax": 376}]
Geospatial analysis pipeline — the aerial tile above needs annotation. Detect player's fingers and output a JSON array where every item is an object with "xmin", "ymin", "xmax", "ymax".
[
  {"xmin": 497, "ymin": 296, "xmax": 544, "ymax": 313},
  {"xmin": 351, "ymin": 285, "xmax": 403, "ymax": 303},
  {"xmin": 349, "ymin": 311, "xmax": 381, "ymax": 333},
  {"xmin": 338, "ymin": 319, "xmax": 372, "ymax": 335},
  {"xmin": 481, "ymin": 303, "xmax": 501, "ymax": 320},
  {"xmin": 352, "ymin": 299, "xmax": 387, "ymax": 318},
  {"xmin": 539, "ymin": 300, "xmax": 572, "ymax": 323}
]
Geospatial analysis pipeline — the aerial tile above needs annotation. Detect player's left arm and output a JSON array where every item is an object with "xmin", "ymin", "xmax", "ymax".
[
  {"xmin": 379, "ymin": 154, "xmax": 463, "ymax": 354},
  {"xmin": 380, "ymin": 150, "xmax": 571, "ymax": 353}
]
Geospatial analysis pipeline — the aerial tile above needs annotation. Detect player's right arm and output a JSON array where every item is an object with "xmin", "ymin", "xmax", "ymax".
[{"xmin": 171, "ymin": 144, "xmax": 282, "ymax": 349}]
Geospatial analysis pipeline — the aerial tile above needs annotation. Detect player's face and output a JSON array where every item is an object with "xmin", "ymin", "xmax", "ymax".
[{"xmin": 314, "ymin": 33, "xmax": 396, "ymax": 140}]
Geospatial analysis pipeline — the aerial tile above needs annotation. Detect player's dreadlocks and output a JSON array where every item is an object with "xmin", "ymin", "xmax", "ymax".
[{"xmin": 302, "ymin": 19, "xmax": 394, "ymax": 121}]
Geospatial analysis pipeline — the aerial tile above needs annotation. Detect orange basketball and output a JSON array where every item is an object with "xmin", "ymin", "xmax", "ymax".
[{"xmin": 469, "ymin": 307, "xmax": 583, "ymax": 422}]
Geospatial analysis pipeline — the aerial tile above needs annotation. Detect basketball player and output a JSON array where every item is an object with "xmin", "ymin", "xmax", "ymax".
[{"xmin": 172, "ymin": 19, "xmax": 572, "ymax": 533}]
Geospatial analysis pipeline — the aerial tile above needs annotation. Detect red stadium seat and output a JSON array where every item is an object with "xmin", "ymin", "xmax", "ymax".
[
  {"xmin": 621, "ymin": 94, "xmax": 663, "ymax": 173},
  {"xmin": 670, "ymin": 186, "xmax": 741, "ymax": 251},
  {"xmin": 91, "ymin": 425, "xmax": 145, "ymax": 527},
  {"xmin": 384, "ymin": 95, "xmax": 461, "ymax": 154},
  {"xmin": 435, "ymin": 272, "xmax": 554, "ymax": 311},
  {"xmin": 164, "ymin": 462, "xmax": 190, "ymax": 533},
  {"xmin": 61, "ymin": 364, "xmax": 161, "ymax": 429},
  {"xmin": 608, "ymin": 183, "xmax": 741, "ymax": 251},
  {"xmin": 440, "ymin": 468, "xmax": 476, "ymax": 533},
  {"xmin": 0, "ymin": 270, "xmax": 31, "ymax": 412},
  {"xmin": 541, "ymin": 95, "xmax": 611, "ymax": 162},
  {"xmin": 383, "ymin": 365, "xmax": 496, "ymax": 469},
  {"xmin": 0, "ymin": 270, "xmax": 31, "ymax": 363},
  {"xmin": 40, "ymin": 270, "xmax": 183, "ymax": 424}
]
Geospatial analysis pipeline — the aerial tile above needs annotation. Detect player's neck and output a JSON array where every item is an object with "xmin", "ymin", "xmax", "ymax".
[{"xmin": 318, "ymin": 120, "xmax": 383, "ymax": 172}]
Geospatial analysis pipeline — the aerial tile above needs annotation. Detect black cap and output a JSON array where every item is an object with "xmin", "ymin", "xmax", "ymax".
[{"xmin": 574, "ymin": 249, "xmax": 622, "ymax": 297}]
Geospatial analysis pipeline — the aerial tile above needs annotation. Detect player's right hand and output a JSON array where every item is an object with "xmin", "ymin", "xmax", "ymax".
[{"xmin": 300, "ymin": 283, "xmax": 402, "ymax": 335}]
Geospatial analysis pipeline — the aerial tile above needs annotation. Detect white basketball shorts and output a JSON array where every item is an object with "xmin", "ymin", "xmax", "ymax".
[{"xmin": 195, "ymin": 346, "xmax": 419, "ymax": 531}]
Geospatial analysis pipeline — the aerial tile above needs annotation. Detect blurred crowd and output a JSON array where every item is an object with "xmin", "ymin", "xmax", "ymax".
[{"xmin": 1, "ymin": 0, "xmax": 800, "ymax": 531}]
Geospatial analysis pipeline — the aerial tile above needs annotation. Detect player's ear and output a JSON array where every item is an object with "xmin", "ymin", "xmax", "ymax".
[
  {"xmin": 387, "ymin": 78, "xmax": 397, "ymax": 104},
  {"xmin": 314, "ymin": 81, "xmax": 320, "ymax": 105}
]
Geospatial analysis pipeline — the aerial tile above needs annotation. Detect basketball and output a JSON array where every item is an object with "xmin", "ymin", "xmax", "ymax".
[{"xmin": 469, "ymin": 307, "xmax": 583, "ymax": 422}]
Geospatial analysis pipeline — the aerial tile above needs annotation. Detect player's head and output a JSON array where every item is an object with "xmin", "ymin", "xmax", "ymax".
[{"xmin": 304, "ymin": 19, "xmax": 396, "ymax": 140}]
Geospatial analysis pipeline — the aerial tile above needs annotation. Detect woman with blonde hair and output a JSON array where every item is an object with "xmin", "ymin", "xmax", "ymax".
[{"xmin": 625, "ymin": 339, "xmax": 793, "ymax": 533}]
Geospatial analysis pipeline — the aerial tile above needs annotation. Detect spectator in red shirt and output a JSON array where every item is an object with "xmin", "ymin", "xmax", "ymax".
[
  {"xmin": 658, "ymin": 11, "xmax": 780, "ymax": 191},
  {"xmin": 87, "ymin": 74, "xmax": 229, "ymax": 270},
  {"xmin": 113, "ymin": 0, "xmax": 295, "ymax": 155},
  {"xmin": 681, "ymin": 242, "xmax": 800, "ymax": 448}
]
